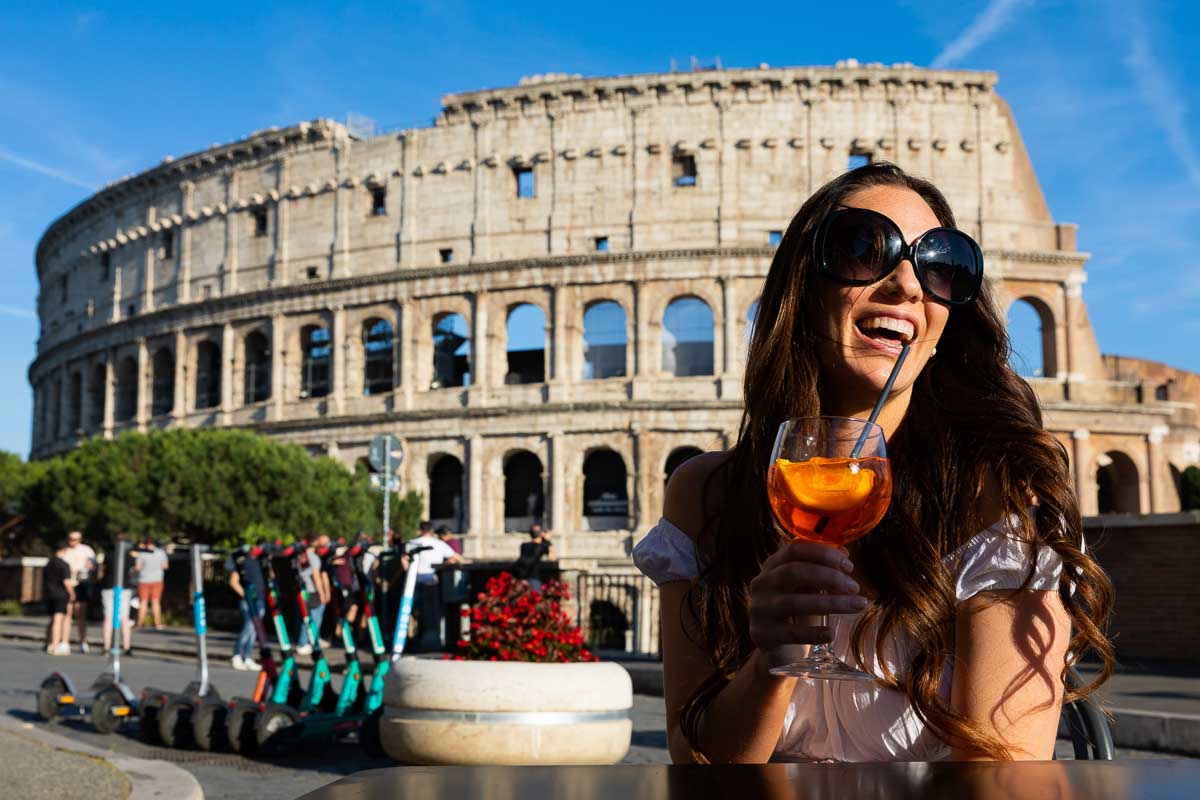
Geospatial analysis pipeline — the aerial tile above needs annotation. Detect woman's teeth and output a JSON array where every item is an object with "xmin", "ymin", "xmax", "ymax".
[{"xmin": 857, "ymin": 316, "xmax": 915, "ymax": 344}]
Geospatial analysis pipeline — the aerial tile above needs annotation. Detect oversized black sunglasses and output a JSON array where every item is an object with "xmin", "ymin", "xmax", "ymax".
[{"xmin": 816, "ymin": 207, "xmax": 984, "ymax": 305}]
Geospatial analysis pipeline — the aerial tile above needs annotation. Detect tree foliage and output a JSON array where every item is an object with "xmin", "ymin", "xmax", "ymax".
[
  {"xmin": 16, "ymin": 429, "xmax": 422, "ymax": 549},
  {"xmin": 1182, "ymin": 465, "xmax": 1200, "ymax": 511}
]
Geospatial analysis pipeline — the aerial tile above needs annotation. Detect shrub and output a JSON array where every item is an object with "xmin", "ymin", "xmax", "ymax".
[
  {"xmin": 450, "ymin": 572, "xmax": 597, "ymax": 663},
  {"xmin": 0, "ymin": 599, "xmax": 23, "ymax": 616}
]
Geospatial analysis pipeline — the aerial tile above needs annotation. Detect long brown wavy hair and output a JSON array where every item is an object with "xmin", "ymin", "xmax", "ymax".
[{"xmin": 680, "ymin": 162, "xmax": 1114, "ymax": 760}]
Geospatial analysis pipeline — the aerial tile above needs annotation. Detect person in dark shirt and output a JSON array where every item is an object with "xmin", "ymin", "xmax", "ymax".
[
  {"xmin": 226, "ymin": 546, "xmax": 268, "ymax": 671},
  {"xmin": 513, "ymin": 523, "xmax": 554, "ymax": 590},
  {"xmin": 44, "ymin": 541, "xmax": 74, "ymax": 655}
]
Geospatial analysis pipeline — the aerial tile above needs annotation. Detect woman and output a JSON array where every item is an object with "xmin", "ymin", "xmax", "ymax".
[
  {"xmin": 633, "ymin": 163, "xmax": 1113, "ymax": 763},
  {"xmin": 44, "ymin": 541, "xmax": 75, "ymax": 655}
]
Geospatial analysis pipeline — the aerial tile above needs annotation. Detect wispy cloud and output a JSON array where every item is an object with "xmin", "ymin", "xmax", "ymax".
[
  {"xmin": 0, "ymin": 304, "xmax": 35, "ymax": 320},
  {"xmin": 1122, "ymin": 13, "xmax": 1200, "ymax": 189},
  {"xmin": 0, "ymin": 145, "xmax": 96, "ymax": 190},
  {"xmin": 932, "ymin": 0, "xmax": 1031, "ymax": 68}
]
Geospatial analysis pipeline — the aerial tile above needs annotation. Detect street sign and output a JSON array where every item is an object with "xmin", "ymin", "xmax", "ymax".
[
  {"xmin": 368, "ymin": 434, "xmax": 404, "ymax": 474},
  {"xmin": 368, "ymin": 473, "xmax": 396, "ymax": 491}
]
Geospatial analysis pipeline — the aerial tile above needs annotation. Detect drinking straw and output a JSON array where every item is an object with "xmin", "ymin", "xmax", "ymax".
[
  {"xmin": 813, "ymin": 343, "xmax": 910, "ymax": 535},
  {"xmin": 850, "ymin": 342, "xmax": 910, "ymax": 458}
]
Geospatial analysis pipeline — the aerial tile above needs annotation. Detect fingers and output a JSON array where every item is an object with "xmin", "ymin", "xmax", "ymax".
[
  {"xmin": 760, "ymin": 539, "xmax": 853, "ymax": 574},
  {"xmin": 753, "ymin": 562, "xmax": 860, "ymax": 596},
  {"xmin": 755, "ymin": 592, "xmax": 871, "ymax": 619},
  {"xmin": 749, "ymin": 620, "xmax": 835, "ymax": 649}
]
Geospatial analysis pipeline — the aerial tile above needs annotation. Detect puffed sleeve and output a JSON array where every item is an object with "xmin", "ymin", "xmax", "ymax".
[
  {"xmin": 632, "ymin": 517, "xmax": 702, "ymax": 586},
  {"xmin": 953, "ymin": 511, "xmax": 1065, "ymax": 603}
]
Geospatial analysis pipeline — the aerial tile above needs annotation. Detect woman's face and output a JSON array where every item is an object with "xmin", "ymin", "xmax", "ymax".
[{"xmin": 812, "ymin": 185, "xmax": 951, "ymax": 407}]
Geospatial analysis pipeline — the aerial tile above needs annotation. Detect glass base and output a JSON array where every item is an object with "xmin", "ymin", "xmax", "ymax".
[{"xmin": 768, "ymin": 650, "xmax": 877, "ymax": 681}]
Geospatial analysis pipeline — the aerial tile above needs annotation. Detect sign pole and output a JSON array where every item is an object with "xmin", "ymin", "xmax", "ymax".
[{"xmin": 382, "ymin": 447, "xmax": 391, "ymax": 548}]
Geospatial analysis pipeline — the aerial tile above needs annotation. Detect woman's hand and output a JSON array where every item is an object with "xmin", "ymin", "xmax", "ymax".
[{"xmin": 748, "ymin": 540, "xmax": 868, "ymax": 650}]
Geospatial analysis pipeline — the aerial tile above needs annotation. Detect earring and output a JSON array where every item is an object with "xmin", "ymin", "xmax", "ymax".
[{"xmin": 931, "ymin": 347, "xmax": 937, "ymax": 356}]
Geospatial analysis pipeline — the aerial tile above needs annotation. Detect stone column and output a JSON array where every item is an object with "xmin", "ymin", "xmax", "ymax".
[
  {"xmin": 1063, "ymin": 272, "xmax": 1087, "ymax": 392},
  {"xmin": 275, "ymin": 156, "xmax": 290, "ymax": 284},
  {"xmin": 135, "ymin": 338, "xmax": 149, "ymax": 429},
  {"xmin": 468, "ymin": 434, "xmax": 484, "ymax": 538},
  {"xmin": 1071, "ymin": 429, "xmax": 1095, "ymax": 516},
  {"xmin": 399, "ymin": 303, "xmax": 414, "ymax": 411},
  {"xmin": 77, "ymin": 367, "xmax": 92, "ymax": 436},
  {"xmin": 179, "ymin": 181, "xmax": 194, "ymax": 303},
  {"xmin": 223, "ymin": 170, "xmax": 239, "ymax": 294},
  {"xmin": 332, "ymin": 305, "xmax": 346, "ymax": 415},
  {"xmin": 331, "ymin": 143, "xmax": 351, "ymax": 279},
  {"xmin": 271, "ymin": 314, "xmax": 286, "ymax": 421},
  {"xmin": 631, "ymin": 281, "xmax": 652, "ymax": 399},
  {"xmin": 220, "ymin": 322, "xmax": 235, "ymax": 424},
  {"xmin": 1146, "ymin": 425, "xmax": 1169, "ymax": 513},
  {"xmin": 469, "ymin": 293, "xmax": 489, "ymax": 405},
  {"xmin": 142, "ymin": 210, "xmax": 156, "ymax": 312},
  {"xmin": 549, "ymin": 431, "xmax": 567, "ymax": 534},
  {"xmin": 102, "ymin": 355, "xmax": 115, "ymax": 439},
  {"xmin": 718, "ymin": 276, "xmax": 739, "ymax": 398},
  {"xmin": 111, "ymin": 266, "xmax": 123, "ymax": 322},
  {"xmin": 173, "ymin": 330, "xmax": 187, "ymax": 418}
]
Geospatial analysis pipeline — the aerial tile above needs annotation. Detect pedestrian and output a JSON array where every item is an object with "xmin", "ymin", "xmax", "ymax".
[
  {"xmin": 435, "ymin": 525, "xmax": 463, "ymax": 555},
  {"xmin": 98, "ymin": 535, "xmax": 135, "ymax": 655},
  {"xmin": 513, "ymin": 523, "xmax": 554, "ymax": 590},
  {"xmin": 406, "ymin": 521, "xmax": 465, "ymax": 650},
  {"xmin": 226, "ymin": 546, "xmax": 266, "ymax": 671},
  {"xmin": 44, "ymin": 541, "xmax": 74, "ymax": 655},
  {"xmin": 62, "ymin": 530, "xmax": 96, "ymax": 653},
  {"xmin": 134, "ymin": 536, "xmax": 169, "ymax": 629},
  {"xmin": 295, "ymin": 540, "xmax": 329, "ymax": 655},
  {"xmin": 327, "ymin": 539, "xmax": 359, "ymax": 646}
]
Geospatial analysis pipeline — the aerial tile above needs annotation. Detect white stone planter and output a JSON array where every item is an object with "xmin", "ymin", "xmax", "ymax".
[{"xmin": 381, "ymin": 657, "xmax": 633, "ymax": 765}]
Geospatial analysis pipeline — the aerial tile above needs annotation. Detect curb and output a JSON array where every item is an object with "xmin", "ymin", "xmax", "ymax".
[
  {"xmin": 0, "ymin": 714, "xmax": 204, "ymax": 800},
  {"xmin": 1110, "ymin": 707, "xmax": 1200, "ymax": 757}
]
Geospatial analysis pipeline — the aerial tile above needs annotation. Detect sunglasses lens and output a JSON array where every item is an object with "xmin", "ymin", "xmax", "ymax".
[
  {"xmin": 915, "ymin": 230, "xmax": 982, "ymax": 303},
  {"xmin": 823, "ymin": 210, "xmax": 901, "ymax": 283}
]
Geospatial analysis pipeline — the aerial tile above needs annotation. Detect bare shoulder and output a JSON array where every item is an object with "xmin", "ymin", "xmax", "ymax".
[{"xmin": 663, "ymin": 449, "xmax": 734, "ymax": 540}]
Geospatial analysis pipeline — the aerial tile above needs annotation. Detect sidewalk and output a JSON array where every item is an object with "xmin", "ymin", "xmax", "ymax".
[{"xmin": 0, "ymin": 713, "xmax": 201, "ymax": 800}]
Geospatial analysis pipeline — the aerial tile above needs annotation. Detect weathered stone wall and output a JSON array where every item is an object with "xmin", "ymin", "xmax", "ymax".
[{"xmin": 27, "ymin": 63, "xmax": 1200, "ymax": 564}]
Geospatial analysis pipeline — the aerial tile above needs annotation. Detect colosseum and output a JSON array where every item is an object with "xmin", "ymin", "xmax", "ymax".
[{"xmin": 28, "ymin": 62, "xmax": 1200, "ymax": 580}]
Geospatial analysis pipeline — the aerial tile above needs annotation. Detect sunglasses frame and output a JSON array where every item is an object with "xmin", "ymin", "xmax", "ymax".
[{"xmin": 815, "ymin": 207, "xmax": 984, "ymax": 306}]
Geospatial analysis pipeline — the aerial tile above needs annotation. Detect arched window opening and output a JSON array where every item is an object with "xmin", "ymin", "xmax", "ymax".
[
  {"xmin": 662, "ymin": 297, "xmax": 714, "ymax": 377},
  {"xmin": 67, "ymin": 373, "xmax": 82, "ymax": 432},
  {"xmin": 115, "ymin": 357, "xmax": 138, "ymax": 422},
  {"xmin": 587, "ymin": 600, "xmax": 630, "ymax": 651},
  {"xmin": 364, "ymin": 318, "xmax": 395, "ymax": 395},
  {"xmin": 1007, "ymin": 298, "xmax": 1056, "ymax": 379},
  {"xmin": 583, "ymin": 449, "xmax": 629, "ymax": 531},
  {"xmin": 195, "ymin": 341, "xmax": 221, "ymax": 410},
  {"xmin": 582, "ymin": 301, "xmax": 627, "ymax": 380},
  {"xmin": 151, "ymin": 347, "xmax": 175, "ymax": 416},
  {"xmin": 300, "ymin": 325, "xmax": 331, "ymax": 399},
  {"xmin": 505, "ymin": 303, "xmax": 546, "ymax": 385},
  {"xmin": 48, "ymin": 381, "xmax": 60, "ymax": 437},
  {"xmin": 664, "ymin": 446, "xmax": 704, "ymax": 487},
  {"xmin": 429, "ymin": 455, "xmax": 465, "ymax": 533},
  {"xmin": 1096, "ymin": 451, "xmax": 1140, "ymax": 514},
  {"xmin": 87, "ymin": 364, "xmax": 105, "ymax": 428},
  {"xmin": 243, "ymin": 331, "xmax": 271, "ymax": 404},
  {"xmin": 503, "ymin": 451, "xmax": 544, "ymax": 532},
  {"xmin": 432, "ymin": 313, "xmax": 470, "ymax": 388},
  {"xmin": 744, "ymin": 299, "xmax": 761, "ymax": 357}
]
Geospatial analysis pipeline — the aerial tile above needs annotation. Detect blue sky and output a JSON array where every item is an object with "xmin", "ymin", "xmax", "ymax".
[{"xmin": 1, "ymin": 1, "xmax": 1197, "ymax": 457}]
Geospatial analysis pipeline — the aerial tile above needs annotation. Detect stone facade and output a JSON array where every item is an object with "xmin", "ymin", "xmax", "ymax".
[{"xmin": 27, "ymin": 63, "xmax": 1200, "ymax": 569}]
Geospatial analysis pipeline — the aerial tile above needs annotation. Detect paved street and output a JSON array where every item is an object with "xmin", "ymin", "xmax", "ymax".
[{"xmin": 0, "ymin": 639, "xmax": 669, "ymax": 799}]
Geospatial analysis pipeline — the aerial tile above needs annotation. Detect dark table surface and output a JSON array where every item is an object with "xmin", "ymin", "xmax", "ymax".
[{"xmin": 300, "ymin": 761, "xmax": 1200, "ymax": 799}]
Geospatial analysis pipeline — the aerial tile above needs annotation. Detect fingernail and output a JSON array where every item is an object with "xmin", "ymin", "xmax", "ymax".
[
  {"xmin": 843, "ymin": 578, "xmax": 860, "ymax": 593},
  {"xmin": 851, "ymin": 596, "xmax": 869, "ymax": 608},
  {"xmin": 841, "ymin": 559, "xmax": 854, "ymax": 572}
]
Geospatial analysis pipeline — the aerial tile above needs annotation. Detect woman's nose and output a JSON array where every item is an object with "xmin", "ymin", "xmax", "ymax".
[{"xmin": 878, "ymin": 257, "xmax": 923, "ymax": 302}]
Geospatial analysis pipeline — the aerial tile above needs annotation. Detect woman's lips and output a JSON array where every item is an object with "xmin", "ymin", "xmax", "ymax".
[{"xmin": 853, "ymin": 323, "xmax": 907, "ymax": 356}]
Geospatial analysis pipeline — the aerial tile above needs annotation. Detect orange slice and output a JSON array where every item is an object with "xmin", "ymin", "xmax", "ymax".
[{"xmin": 773, "ymin": 456, "xmax": 877, "ymax": 514}]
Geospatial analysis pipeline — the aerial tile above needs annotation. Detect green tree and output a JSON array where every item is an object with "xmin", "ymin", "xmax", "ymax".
[{"xmin": 1182, "ymin": 466, "xmax": 1200, "ymax": 511}]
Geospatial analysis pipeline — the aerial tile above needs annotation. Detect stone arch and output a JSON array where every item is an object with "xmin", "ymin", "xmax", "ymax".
[
  {"xmin": 505, "ymin": 302, "xmax": 546, "ymax": 385},
  {"xmin": 428, "ymin": 452, "xmax": 466, "ymax": 533},
  {"xmin": 503, "ymin": 449, "xmax": 545, "ymax": 532},
  {"xmin": 582, "ymin": 448, "xmax": 630, "ymax": 531},
  {"xmin": 194, "ymin": 339, "xmax": 222, "ymax": 410},
  {"xmin": 300, "ymin": 323, "xmax": 332, "ymax": 399},
  {"xmin": 432, "ymin": 311, "xmax": 471, "ymax": 389},
  {"xmin": 662, "ymin": 295, "xmax": 715, "ymax": 377},
  {"xmin": 582, "ymin": 299, "xmax": 627, "ymax": 380},
  {"xmin": 115, "ymin": 356, "xmax": 138, "ymax": 422},
  {"xmin": 151, "ymin": 346, "xmax": 175, "ymax": 416},
  {"xmin": 242, "ymin": 329, "xmax": 271, "ymax": 404},
  {"xmin": 1006, "ymin": 296, "xmax": 1057, "ymax": 379},
  {"xmin": 363, "ymin": 316, "xmax": 396, "ymax": 395},
  {"xmin": 1096, "ymin": 450, "xmax": 1140, "ymax": 514},
  {"xmin": 664, "ymin": 445, "xmax": 704, "ymax": 486}
]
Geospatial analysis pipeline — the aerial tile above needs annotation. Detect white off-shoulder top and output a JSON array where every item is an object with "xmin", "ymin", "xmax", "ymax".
[{"xmin": 631, "ymin": 511, "xmax": 1065, "ymax": 762}]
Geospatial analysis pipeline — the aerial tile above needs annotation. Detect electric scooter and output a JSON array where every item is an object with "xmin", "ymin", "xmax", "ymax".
[
  {"xmin": 138, "ymin": 544, "xmax": 221, "ymax": 747},
  {"xmin": 36, "ymin": 539, "xmax": 138, "ymax": 734},
  {"xmin": 224, "ymin": 542, "xmax": 304, "ymax": 753},
  {"xmin": 359, "ymin": 542, "xmax": 434, "ymax": 756}
]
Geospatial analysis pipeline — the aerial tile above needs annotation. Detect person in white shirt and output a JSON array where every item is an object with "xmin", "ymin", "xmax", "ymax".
[
  {"xmin": 404, "ymin": 521, "xmax": 465, "ymax": 651},
  {"xmin": 62, "ymin": 531, "xmax": 96, "ymax": 653}
]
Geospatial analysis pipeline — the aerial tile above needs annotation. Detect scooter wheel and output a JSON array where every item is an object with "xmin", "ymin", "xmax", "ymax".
[
  {"xmin": 360, "ymin": 708, "xmax": 385, "ymax": 759},
  {"xmin": 36, "ymin": 676, "xmax": 66, "ymax": 722},
  {"xmin": 159, "ymin": 698, "xmax": 195, "ymax": 748},
  {"xmin": 226, "ymin": 704, "xmax": 259, "ymax": 755},
  {"xmin": 192, "ymin": 700, "xmax": 228, "ymax": 752},
  {"xmin": 92, "ymin": 688, "xmax": 128, "ymax": 735},
  {"xmin": 256, "ymin": 705, "xmax": 301, "ymax": 756},
  {"xmin": 139, "ymin": 695, "xmax": 163, "ymax": 743}
]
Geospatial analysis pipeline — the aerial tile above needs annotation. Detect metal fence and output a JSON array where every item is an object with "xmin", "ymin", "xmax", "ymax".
[{"xmin": 574, "ymin": 572, "xmax": 661, "ymax": 659}]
